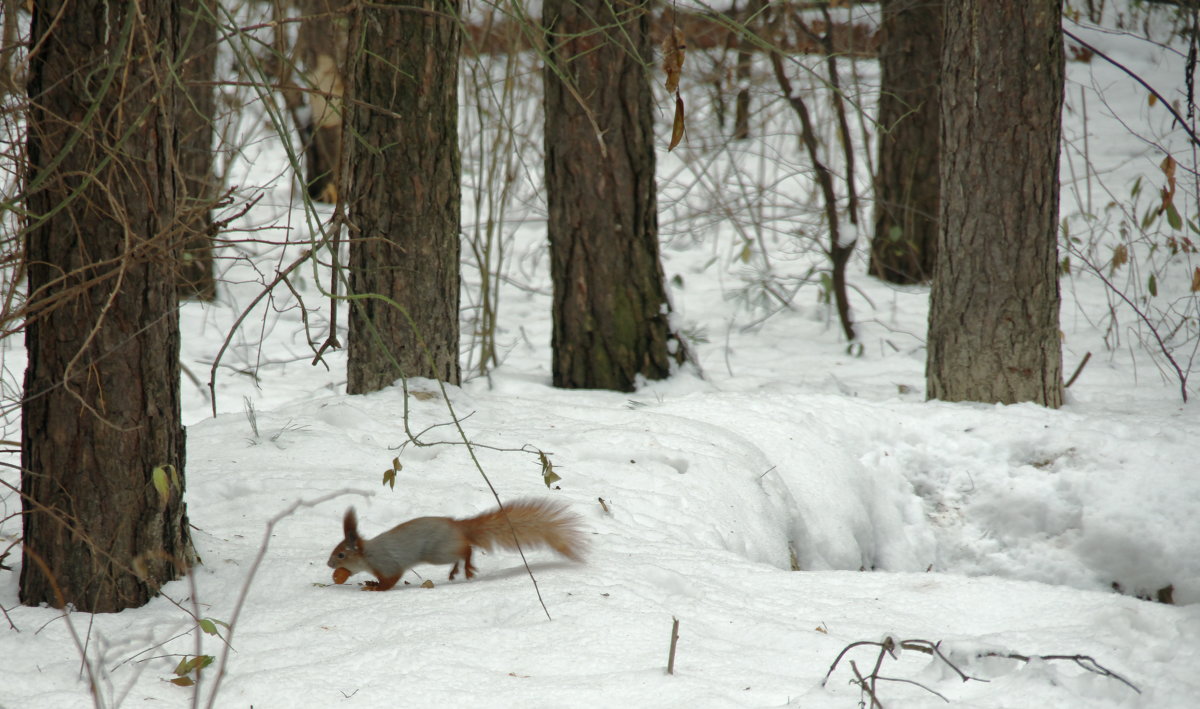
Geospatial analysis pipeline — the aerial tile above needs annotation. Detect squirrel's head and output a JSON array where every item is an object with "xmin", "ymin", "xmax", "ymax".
[{"xmin": 326, "ymin": 507, "xmax": 364, "ymax": 570}]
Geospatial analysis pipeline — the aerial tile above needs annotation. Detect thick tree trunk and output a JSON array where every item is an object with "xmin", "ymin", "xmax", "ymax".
[
  {"xmin": 926, "ymin": 0, "xmax": 1065, "ymax": 407},
  {"xmin": 178, "ymin": 0, "xmax": 218, "ymax": 300},
  {"xmin": 21, "ymin": 0, "xmax": 194, "ymax": 612},
  {"xmin": 344, "ymin": 0, "xmax": 461, "ymax": 393},
  {"xmin": 868, "ymin": 0, "xmax": 942, "ymax": 285},
  {"xmin": 543, "ymin": 0, "xmax": 686, "ymax": 391}
]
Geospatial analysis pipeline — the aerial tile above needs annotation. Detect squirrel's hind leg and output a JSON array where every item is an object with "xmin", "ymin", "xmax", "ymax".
[{"xmin": 448, "ymin": 547, "xmax": 476, "ymax": 580}]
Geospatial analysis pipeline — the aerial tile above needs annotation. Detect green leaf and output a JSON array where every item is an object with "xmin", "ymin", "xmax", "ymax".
[
  {"xmin": 170, "ymin": 676, "xmax": 195, "ymax": 687},
  {"xmin": 1141, "ymin": 207, "xmax": 1157, "ymax": 230},
  {"xmin": 199, "ymin": 618, "xmax": 218, "ymax": 635},
  {"xmin": 1148, "ymin": 273, "xmax": 1158, "ymax": 297},
  {"xmin": 818, "ymin": 272, "xmax": 833, "ymax": 304},
  {"xmin": 538, "ymin": 450, "xmax": 560, "ymax": 488},
  {"xmin": 152, "ymin": 466, "xmax": 171, "ymax": 505},
  {"xmin": 175, "ymin": 655, "xmax": 215, "ymax": 676},
  {"xmin": 1166, "ymin": 202, "xmax": 1183, "ymax": 230}
]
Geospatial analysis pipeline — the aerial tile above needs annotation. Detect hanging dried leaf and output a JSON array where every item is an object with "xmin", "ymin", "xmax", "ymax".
[
  {"xmin": 1160, "ymin": 154, "xmax": 1177, "ymax": 214},
  {"xmin": 668, "ymin": 92, "xmax": 685, "ymax": 152},
  {"xmin": 1109, "ymin": 243, "xmax": 1128, "ymax": 275},
  {"xmin": 1161, "ymin": 154, "xmax": 1177, "ymax": 182},
  {"xmin": 1191, "ymin": 266, "xmax": 1200, "ymax": 293},
  {"xmin": 662, "ymin": 27, "xmax": 686, "ymax": 93},
  {"xmin": 538, "ymin": 449, "xmax": 561, "ymax": 488}
]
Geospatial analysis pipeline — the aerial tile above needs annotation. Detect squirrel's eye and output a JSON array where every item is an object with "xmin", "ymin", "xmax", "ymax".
[{"xmin": 337, "ymin": 552, "xmax": 345, "ymax": 559}]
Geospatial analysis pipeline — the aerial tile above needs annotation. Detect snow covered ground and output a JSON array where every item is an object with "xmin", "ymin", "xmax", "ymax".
[{"xmin": 2, "ymin": 5, "xmax": 1199, "ymax": 708}]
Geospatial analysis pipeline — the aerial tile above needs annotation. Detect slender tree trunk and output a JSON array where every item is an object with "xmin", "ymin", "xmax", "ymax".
[
  {"xmin": 344, "ymin": 0, "xmax": 461, "ymax": 393},
  {"xmin": 178, "ymin": 0, "xmax": 218, "ymax": 300},
  {"xmin": 21, "ymin": 0, "xmax": 194, "ymax": 612},
  {"xmin": 297, "ymin": 0, "xmax": 345, "ymax": 204},
  {"xmin": 0, "ymin": 0, "xmax": 22, "ymax": 95},
  {"xmin": 732, "ymin": 0, "xmax": 766, "ymax": 141},
  {"xmin": 926, "ymin": 0, "xmax": 1065, "ymax": 407},
  {"xmin": 868, "ymin": 0, "xmax": 942, "ymax": 284},
  {"xmin": 543, "ymin": 0, "xmax": 686, "ymax": 391}
]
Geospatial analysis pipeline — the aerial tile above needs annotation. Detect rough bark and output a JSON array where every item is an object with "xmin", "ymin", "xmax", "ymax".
[
  {"xmin": 344, "ymin": 0, "xmax": 461, "ymax": 393},
  {"xmin": 543, "ymin": 0, "xmax": 686, "ymax": 391},
  {"xmin": 868, "ymin": 0, "xmax": 942, "ymax": 284},
  {"xmin": 21, "ymin": 0, "xmax": 194, "ymax": 612},
  {"xmin": 178, "ymin": 0, "xmax": 218, "ymax": 300},
  {"xmin": 926, "ymin": 0, "xmax": 1065, "ymax": 407}
]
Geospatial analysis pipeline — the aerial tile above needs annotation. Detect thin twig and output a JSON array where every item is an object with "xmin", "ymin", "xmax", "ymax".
[
  {"xmin": 1063, "ymin": 27, "xmax": 1200, "ymax": 147},
  {"xmin": 984, "ymin": 652, "xmax": 1141, "ymax": 695},
  {"xmin": 204, "ymin": 489, "xmax": 371, "ymax": 709},
  {"xmin": 1065, "ymin": 351, "xmax": 1092, "ymax": 388},
  {"xmin": 824, "ymin": 636, "xmax": 1140, "ymax": 707},
  {"xmin": 849, "ymin": 659, "xmax": 884, "ymax": 709},
  {"xmin": 666, "ymin": 617, "xmax": 681, "ymax": 675},
  {"xmin": 207, "ymin": 249, "xmax": 313, "ymax": 417},
  {"xmin": 1070, "ymin": 244, "xmax": 1189, "ymax": 402}
]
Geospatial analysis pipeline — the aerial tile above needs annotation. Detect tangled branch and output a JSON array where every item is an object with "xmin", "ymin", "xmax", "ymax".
[{"xmin": 822, "ymin": 636, "xmax": 1139, "ymax": 708}]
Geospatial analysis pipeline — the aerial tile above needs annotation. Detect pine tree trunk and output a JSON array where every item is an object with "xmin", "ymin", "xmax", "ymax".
[
  {"xmin": 21, "ymin": 0, "xmax": 194, "ymax": 612},
  {"xmin": 868, "ymin": 0, "xmax": 942, "ymax": 284},
  {"xmin": 344, "ymin": 0, "xmax": 461, "ymax": 393},
  {"xmin": 543, "ymin": 0, "xmax": 686, "ymax": 392},
  {"xmin": 926, "ymin": 0, "xmax": 1065, "ymax": 407}
]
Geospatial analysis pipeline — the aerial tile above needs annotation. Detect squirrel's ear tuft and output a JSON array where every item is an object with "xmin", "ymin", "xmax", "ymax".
[{"xmin": 343, "ymin": 507, "xmax": 358, "ymax": 539}]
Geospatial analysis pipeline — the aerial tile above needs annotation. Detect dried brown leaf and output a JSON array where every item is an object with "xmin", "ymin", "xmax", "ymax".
[
  {"xmin": 1191, "ymin": 266, "xmax": 1200, "ymax": 293},
  {"xmin": 1160, "ymin": 155, "xmax": 1177, "ymax": 213},
  {"xmin": 668, "ymin": 93, "xmax": 685, "ymax": 152},
  {"xmin": 662, "ymin": 27, "xmax": 685, "ymax": 93},
  {"xmin": 1161, "ymin": 154, "xmax": 1177, "ymax": 182},
  {"xmin": 1109, "ymin": 243, "xmax": 1128, "ymax": 276}
]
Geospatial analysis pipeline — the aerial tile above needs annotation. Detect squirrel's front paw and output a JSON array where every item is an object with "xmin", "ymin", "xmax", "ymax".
[{"xmin": 361, "ymin": 576, "xmax": 400, "ymax": 592}]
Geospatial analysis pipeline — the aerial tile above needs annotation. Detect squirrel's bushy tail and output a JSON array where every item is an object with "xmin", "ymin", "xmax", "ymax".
[{"xmin": 460, "ymin": 498, "xmax": 585, "ymax": 561}]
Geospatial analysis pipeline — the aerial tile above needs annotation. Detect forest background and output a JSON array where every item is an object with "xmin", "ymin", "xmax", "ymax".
[{"xmin": 0, "ymin": 0, "xmax": 1198, "ymax": 707}]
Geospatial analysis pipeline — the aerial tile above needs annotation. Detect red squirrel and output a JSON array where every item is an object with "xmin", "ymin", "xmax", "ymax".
[{"xmin": 326, "ymin": 498, "xmax": 585, "ymax": 591}]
